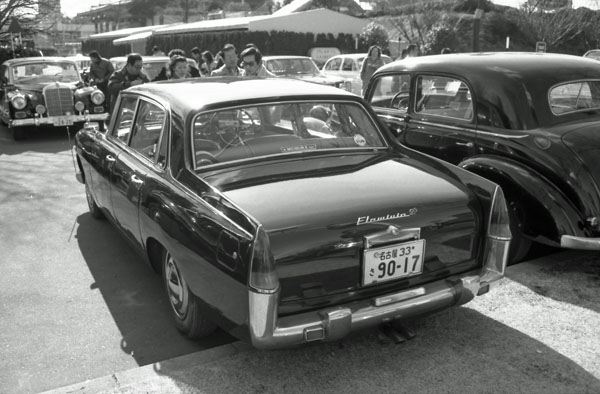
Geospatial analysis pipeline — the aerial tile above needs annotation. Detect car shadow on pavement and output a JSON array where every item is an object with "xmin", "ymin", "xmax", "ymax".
[
  {"xmin": 0, "ymin": 126, "xmax": 79, "ymax": 155},
  {"xmin": 75, "ymin": 212, "xmax": 235, "ymax": 366},
  {"xmin": 507, "ymin": 250, "xmax": 600, "ymax": 314},
  {"xmin": 153, "ymin": 306, "xmax": 600, "ymax": 394}
]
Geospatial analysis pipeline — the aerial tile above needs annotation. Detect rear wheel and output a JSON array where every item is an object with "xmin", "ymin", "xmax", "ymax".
[
  {"xmin": 162, "ymin": 250, "xmax": 216, "ymax": 339},
  {"xmin": 85, "ymin": 180, "xmax": 104, "ymax": 219}
]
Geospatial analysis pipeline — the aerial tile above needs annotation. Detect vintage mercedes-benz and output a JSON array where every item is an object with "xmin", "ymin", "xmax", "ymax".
[
  {"xmin": 365, "ymin": 52, "xmax": 600, "ymax": 263},
  {"xmin": 73, "ymin": 77, "xmax": 510, "ymax": 349},
  {"xmin": 0, "ymin": 57, "xmax": 109, "ymax": 140}
]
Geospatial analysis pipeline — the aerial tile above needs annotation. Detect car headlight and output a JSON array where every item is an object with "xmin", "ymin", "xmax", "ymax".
[
  {"xmin": 10, "ymin": 94, "xmax": 27, "ymax": 110},
  {"xmin": 75, "ymin": 101, "xmax": 85, "ymax": 112},
  {"xmin": 90, "ymin": 90, "xmax": 105, "ymax": 105},
  {"xmin": 35, "ymin": 105, "xmax": 46, "ymax": 115},
  {"xmin": 342, "ymin": 80, "xmax": 353, "ymax": 92}
]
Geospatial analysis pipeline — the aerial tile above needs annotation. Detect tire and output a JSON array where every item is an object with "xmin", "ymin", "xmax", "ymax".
[
  {"xmin": 11, "ymin": 127, "xmax": 27, "ymax": 141},
  {"xmin": 85, "ymin": 180, "xmax": 104, "ymax": 219},
  {"xmin": 162, "ymin": 250, "xmax": 216, "ymax": 339},
  {"xmin": 507, "ymin": 199, "xmax": 532, "ymax": 265}
]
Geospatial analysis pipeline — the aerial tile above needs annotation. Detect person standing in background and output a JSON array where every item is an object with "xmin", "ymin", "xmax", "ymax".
[
  {"xmin": 88, "ymin": 50, "xmax": 114, "ymax": 108},
  {"xmin": 211, "ymin": 44, "xmax": 242, "ymax": 76},
  {"xmin": 360, "ymin": 45, "xmax": 385, "ymax": 94},
  {"xmin": 107, "ymin": 53, "xmax": 149, "ymax": 113}
]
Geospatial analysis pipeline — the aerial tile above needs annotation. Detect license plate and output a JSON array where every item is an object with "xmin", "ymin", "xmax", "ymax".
[
  {"xmin": 362, "ymin": 239, "xmax": 425, "ymax": 286},
  {"xmin": 55, "ymin": 116, "xmax": 74, "ymax": 126}
]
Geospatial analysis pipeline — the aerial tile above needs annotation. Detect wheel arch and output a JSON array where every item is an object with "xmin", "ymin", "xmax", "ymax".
[
  {"xmin": 460, "ymin": 155, "xmax": 583, "ymax": 246},
  {"xmin": 145, "ymin": 237, "xmax": 165, "ymax": 274}
]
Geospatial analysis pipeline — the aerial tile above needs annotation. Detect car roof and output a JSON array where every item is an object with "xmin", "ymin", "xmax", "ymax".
[
  {"xmin": 329, "ymin": 53, "xmax": 392, "ymax": 60},
  {"xmin": 2, "ymin": 57, "xmax": 77, "ymax": 66},
  {"xmin": 110, "ymin": 55, "xmax": 170, "ymax": 63},
  {"xmin": 263, "ymin": 56, "xmax": 314, "ymax": 60},
  {"xmin": 128, "ymin": 77, "xmax": 358, "ymax": 114},
  {"xmin": 376, "ymin": 52, "xmax": 600, "ymax": 81}
]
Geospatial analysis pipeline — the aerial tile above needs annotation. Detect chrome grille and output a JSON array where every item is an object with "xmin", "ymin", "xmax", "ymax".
[{"xmin": 43, "ymin": 84, "xmax": 74, "ymax": 116}]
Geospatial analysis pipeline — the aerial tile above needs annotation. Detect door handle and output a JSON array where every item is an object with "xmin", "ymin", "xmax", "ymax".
[
  {"xmin": 455, "ymin": 142, "xmax": 474, "ymax": 148},
  {"xmin": 105, "ymin": 155, "xmax": 116, "ymax": 162},
  {"xmin": 130, "ymin": 174, "xmax": 143, "ymax": 184}
]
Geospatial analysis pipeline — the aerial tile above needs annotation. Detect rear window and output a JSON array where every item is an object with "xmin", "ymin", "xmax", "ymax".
[
  {"xmin": 549, "ymin": 80, "xmax": 600, "ymax": 115},
  {"xmin": 192, "ymin": 101, "xmax": 386, "ymax": 169}
]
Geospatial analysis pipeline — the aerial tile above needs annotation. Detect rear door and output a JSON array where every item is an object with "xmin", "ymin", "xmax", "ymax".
[
  {"xmin": 368, "ymin": 73, "xmax": 477, "ymax": 164},
  {"xmin": 110, "ymin": 97, "xmax": 167, "ymax": 248}
]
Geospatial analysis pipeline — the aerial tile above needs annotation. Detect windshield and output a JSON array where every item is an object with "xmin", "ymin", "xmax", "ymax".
[
  {"xmin": 192, "ymin": 101, "xmax": 386, "ymax": 169},
  {"xmin": 11, "ymin": 62, "xmax": 80, "ymax": 84},
  {"xmin": 265, "ymin": 58, "xmax": 320, "ymax": 76}
]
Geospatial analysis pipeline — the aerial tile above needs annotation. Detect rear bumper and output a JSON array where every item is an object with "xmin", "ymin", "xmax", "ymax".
[
  {"xmin": 249, "ymin": 232, "xmax": 508, "ymax": 350},
  {"xmin": 561, "ymin": 234, "xmax": 600, "ymax": 250},
  {"xmin": 9, "ymin": 113, "xmax": 108, "ymax": 127}
]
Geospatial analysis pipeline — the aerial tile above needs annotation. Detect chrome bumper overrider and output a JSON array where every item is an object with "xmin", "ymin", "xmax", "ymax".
[
  {"xmin": 561, "ymin": 235, "xmax": 600, "ymax": 250},
  {"xmin": 9, "ymin": 113, "xmax": 108, "ymax": 127},
  {"xmin": 249, "ymin": 236, "xmax": 508, "ymax": 349}
]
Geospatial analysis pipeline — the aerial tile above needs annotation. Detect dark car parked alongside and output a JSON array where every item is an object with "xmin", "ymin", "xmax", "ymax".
[
  {"xmin": 74, "ymin": 77, "xmax": 510, "ymax": 349},
  {"xmin": 0, "ymin": 57, "xmax": 109, "ymax": 140},
  {"xmin": 365, "ymin": 52, "xmax": 600, "ymax": 263}
]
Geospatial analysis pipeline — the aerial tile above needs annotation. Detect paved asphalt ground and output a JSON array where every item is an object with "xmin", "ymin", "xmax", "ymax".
[{"xmin": 1, "ymin": 125, "xmax": 600, "ymax": 393}]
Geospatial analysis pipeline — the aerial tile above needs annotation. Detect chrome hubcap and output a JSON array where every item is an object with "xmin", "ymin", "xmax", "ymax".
[{"xmin": 165, "ymin": 253, "xmax": 188, "ymax": 319}]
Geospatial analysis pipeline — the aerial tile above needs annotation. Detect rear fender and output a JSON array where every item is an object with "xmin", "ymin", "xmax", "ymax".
[{"xmin": 460, "ymin": 156, "xmax": 582, "ymax": 246}]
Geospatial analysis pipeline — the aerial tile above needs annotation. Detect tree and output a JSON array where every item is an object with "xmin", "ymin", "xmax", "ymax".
[
  {"xmin": 0, "ymin": 0, "xmax": 57, "ymax": 41},
  {"xmin": 360, "ymin": 22, "xmax": 389, "ymax": 52},
  {"xmin": 514, "ymin": 2, "xmax": 589, "ymax": 52}
]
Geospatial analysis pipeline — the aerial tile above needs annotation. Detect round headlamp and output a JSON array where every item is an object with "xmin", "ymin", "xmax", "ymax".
[
  {"xmin": 90, "ymin": 90, "xmax": 105, "ymax": 105},
  {"xmin": 35, "ymin": 105, "xmax": 46, "ymax": 115},
  {"xmin": 75, "ymin": 101, "xmax": 85, "ymax": 112},
  {"xmin": 11, "ymin": 94, "xmax": 27, "ymax": 110}
]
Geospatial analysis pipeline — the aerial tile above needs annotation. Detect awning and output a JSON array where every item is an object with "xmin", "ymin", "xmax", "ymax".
[{"xmin": 113, "ymin": 31, "xmax": 153, "ymax": 45}]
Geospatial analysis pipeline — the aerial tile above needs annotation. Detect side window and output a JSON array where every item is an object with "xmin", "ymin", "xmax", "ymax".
[
  {"xmin": 342, "ymin": 58, "xmax": 353, "ymax": 71},
  {"xmin": 129, "ymin": 100, "xmax": 166, "ymax": 162},
  {"xmin": 111, "ymin": 96, "xmax": 138, "ymax": 143},
  {"xmin": 368, "ymin": 74, "xmax": 411, "ymax": 112},
  {"xmin": 415, "ymin": 75, "xmax": 473, "ymax": 121},
  {"xmin": 325, "ymin": 58, "xmax": 341, "ymax": 71},
  {"xmin": 549, "ymin": 81, "xmax": 600, "ymax": 115}
]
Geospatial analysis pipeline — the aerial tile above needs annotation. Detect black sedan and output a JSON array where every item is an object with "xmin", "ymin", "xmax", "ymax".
[
  {"xmin": 365, "ymin": 52, "xmax": 600, "ymax": 263},
  {"xmin": 73, "ymin": 77, "xmax": 510, "ymax": 349},
  {"xmin": 0, "ymin": 57, "xmax": 109, "ymax": 140}
]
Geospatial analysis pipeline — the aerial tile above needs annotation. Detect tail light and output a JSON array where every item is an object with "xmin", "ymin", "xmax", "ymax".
[
  {"xmin": 482, "ymin": 186, "xmax": 511, "ymax": 278},
  {"xmin": 249, "ymin": 226, "xmax": 279, "ymax": 293}
]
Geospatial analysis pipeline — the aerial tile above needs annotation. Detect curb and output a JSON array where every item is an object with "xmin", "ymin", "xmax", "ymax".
[{"xmin": 39, "ymin": 341, "xmax": 252, "ymax": 394}]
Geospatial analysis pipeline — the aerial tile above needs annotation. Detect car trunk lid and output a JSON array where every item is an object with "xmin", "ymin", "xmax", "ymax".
[{"xmin": 205, "ymin": 152, "xmax": 481, "ymax": 315}]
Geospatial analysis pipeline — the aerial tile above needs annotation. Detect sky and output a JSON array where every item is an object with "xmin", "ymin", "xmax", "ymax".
[{"xmin": 61, "ymin": 0, "xmax": 112, "ymax": 18}]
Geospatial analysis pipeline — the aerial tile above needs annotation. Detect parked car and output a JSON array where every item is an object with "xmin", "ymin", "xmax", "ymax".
[
  {"xmin": 263, "ymin": 55, "xmax": 346, "ymax": 89},
  {"xmin": 365, "ymin": 52, "xmax": 600, "ymax": 263},
  {"xmin": 109, "ymin": 55, "xmax": 197, "ymax": 81},
  {"xmin": 73, "ymin": 77, "xmax": 510, "ymax": 349},
  {"xmin": 322, "ymin": 53, "xmax": 392, "ymax": 95},
  {"xmin": 65, "ymin": 54, "xmax": 92, "ymax": 74},
  {"xmin": 0, "ymin": 57, "xmax": 109, "ymax": 140},
  {"xmin": 583, "ymin": 49, "xmax": 600, "ymax": 61}
]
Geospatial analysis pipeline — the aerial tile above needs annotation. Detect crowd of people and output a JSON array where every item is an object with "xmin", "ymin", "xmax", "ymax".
[
  {"xmin": 87, "ymin": 41, "xmax": 442, "ymax": 113},
  {"xmin": 87, "ymin": 42, "xmax": 275, "ymax": 113}
]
